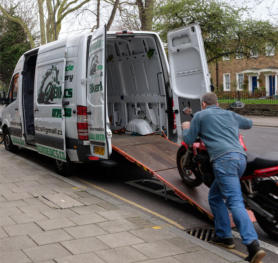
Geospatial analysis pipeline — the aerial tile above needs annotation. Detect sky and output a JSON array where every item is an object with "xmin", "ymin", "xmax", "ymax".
[
  {"xmin": 57, "ymin": 0, "xmax": 278, "ymax": 39},
  {"xmin": 226, "ymin": 0, "xmax": 278, "ymax": 24}
]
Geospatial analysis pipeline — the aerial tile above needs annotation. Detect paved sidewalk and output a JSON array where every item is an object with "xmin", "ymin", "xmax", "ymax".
[{"xmin": 0, "ymin": 145, "xmax": 246, "ymax": 263}]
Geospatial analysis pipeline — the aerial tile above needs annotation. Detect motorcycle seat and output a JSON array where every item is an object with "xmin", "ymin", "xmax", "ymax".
[{"xmin": 245, "ymin": 152, "xmax": 278, "ymax": 175}]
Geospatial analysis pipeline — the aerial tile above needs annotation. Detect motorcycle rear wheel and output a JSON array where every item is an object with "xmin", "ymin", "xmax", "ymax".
[
  {"xmin": 253, "ymin": 212, "xmax": 278, "ymax": 241},
  {"xmin": 176, "ymin": 146, "xmax": 202, "ymax": 187}
]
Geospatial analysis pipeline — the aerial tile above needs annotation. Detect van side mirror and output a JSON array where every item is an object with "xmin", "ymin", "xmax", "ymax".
[{"xmin": 0, "ymin": 97, "xmax": 9, "ymax": 105}]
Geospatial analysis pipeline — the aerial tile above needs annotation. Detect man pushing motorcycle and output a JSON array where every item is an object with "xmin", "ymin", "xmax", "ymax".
[{"xmin": 182, "ymin": 92, "xmax": 266, "ymax": 263}]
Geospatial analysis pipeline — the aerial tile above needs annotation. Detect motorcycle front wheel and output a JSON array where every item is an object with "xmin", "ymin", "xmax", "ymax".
[{"xmin": 176, "ymin": 146, "xmax": 202, "ymax": 187}]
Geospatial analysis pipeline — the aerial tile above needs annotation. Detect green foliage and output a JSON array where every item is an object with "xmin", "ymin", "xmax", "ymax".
[
  {"xmin": 154, "ymin": 0, "xmax": 278, "ymax": 63},
  {"xmin": 0, "ymin": 12, "xmax": 30, "ymax": 91}
]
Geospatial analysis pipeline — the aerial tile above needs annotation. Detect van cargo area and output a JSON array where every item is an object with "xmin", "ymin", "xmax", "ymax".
[{"xmin": 106, "ymin": 34, "xmax": 171, "ymax": 138}]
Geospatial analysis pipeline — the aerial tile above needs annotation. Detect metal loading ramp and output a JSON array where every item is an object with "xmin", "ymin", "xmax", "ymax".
[{"xmin": 112, "ymin": 133, "xmax": 213, "ymax": 220}]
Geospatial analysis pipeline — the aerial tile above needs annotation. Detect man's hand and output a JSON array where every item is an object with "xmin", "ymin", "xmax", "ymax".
[{"xmin": 182, "ymin": 121, "xmax": 190, "ymax": 130}]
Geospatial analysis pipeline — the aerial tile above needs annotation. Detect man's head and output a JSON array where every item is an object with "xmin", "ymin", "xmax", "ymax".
[{"xmin": 201, "ymin": 92, "xmax": 218, "ymax": 109}]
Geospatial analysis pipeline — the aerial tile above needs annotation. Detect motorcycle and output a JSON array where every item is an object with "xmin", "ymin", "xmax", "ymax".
[{"xmin": 177, "ymin": 114, "xmax": 278, "ymax": 240}]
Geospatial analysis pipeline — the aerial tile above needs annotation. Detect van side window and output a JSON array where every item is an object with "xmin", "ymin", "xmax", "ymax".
[{"xmin": 8, "ymin": 73, "xmax": 19, "ymax": 103}]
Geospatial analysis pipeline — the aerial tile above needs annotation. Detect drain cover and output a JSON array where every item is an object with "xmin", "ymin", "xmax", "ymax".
[{"xmin": 186, "ymin": 228, "xmax": 214, "ymax": 242}]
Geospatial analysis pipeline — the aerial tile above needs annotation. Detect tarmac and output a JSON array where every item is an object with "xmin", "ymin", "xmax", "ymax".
[{"xmin": 0, "ymin": 115, "xmax": 277, "ymax": 263}]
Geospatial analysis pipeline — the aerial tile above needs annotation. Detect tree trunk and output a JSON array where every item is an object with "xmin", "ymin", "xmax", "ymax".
[
  {"xmin": 37, "ymin": 0, "xmax": 46, "ymax": 45},
  {"xmin": 96, "ymin": 0, "xmax": 100, "ymax": 28},
  {"xmin": 136, "ymin": 0, "xmax": 155, "ymax": 31},
  {"xmin": 107, "ymin": 0, "xmax": 119, "ymax": 30}
]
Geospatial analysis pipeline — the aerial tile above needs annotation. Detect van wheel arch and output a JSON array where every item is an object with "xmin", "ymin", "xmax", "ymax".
[
  {"xmin": 3, "ymin": 128, "xmax": 18, "ymax": 153},
  {"xmin": 55, "ymin": 158, "xmax": 73, "ymax": 177}
]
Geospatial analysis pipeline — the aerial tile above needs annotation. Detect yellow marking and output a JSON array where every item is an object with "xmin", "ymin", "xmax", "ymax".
[
  {"xmin": 77, "ymin": 178, "xmax": 185, "ymax": 230},
  {"xmin": 72, "ymin": 187, "xmax": 79, "ymax": 190},
  {"xmin": 152, "ymin": 226, "xmax": 162, "ymax": 230}
]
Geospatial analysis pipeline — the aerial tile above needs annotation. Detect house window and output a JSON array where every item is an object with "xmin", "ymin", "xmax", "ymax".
[
  {"xmin": 250, "ymin": 49, "xmax": 258, "ymax": 58},
  {"xmin": 266, "ymin": 44, "xmax": 275, "ymax": 56},
  {"xmin": 223, "ymin": 73, "xmax": 231, "ymax": 91},
  {"xmin": 222, "ymin": 54, "xmax": 230, "ymax": 61},
  {"xmin": 235, "ymin": 51, "xmax": 243, "ymax": 59},
  {"xmin": 237, "ymin": 73, "xmax": 244, "ymax": 91}
]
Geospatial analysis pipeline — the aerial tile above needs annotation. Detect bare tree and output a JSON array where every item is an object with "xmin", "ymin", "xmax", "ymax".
[{"xmin": 0, "ymin": 0, "xmax": 92, "ymax": 47}]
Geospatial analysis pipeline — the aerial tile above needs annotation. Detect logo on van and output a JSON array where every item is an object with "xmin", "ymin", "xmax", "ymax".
[
  {"xmin": 38, "ymin": 65, "xmax": 62, "ymax": 104},
  {"xmin": 89, "ymin": 39, "xmax": 102, "ymax": 52},
  {"xmin": 89, "ymin": 82, "xmax": 103, "ymax": 93}
]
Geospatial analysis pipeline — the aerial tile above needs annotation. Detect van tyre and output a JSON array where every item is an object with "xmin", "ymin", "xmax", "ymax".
[
  {"xmin": 176, "ymin": 146, "xmax": 202, "ymax": 187},
  {"xmin": 55, "ymin": 159, "xmax": 72, "ymax": 177},
  {"xmin": 4, "ymin": 131, "xmax": 18, "ymax": 153}
]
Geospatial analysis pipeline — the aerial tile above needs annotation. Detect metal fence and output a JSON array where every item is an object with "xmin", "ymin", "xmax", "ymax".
[{"xmin": 215, "ymin": 91, "xmax": 278, "ymax": 104}]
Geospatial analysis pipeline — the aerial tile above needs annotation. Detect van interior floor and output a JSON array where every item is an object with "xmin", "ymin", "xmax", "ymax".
[{"xmin": 112, "ymin": 133, "xmax": 212, "ymax": 218}]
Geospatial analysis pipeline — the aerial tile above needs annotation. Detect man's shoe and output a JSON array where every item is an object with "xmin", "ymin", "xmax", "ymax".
[
  {"xmin": 210, "ymin": 235, "xmax": 235, "ymax": 249},
  {"xmin": 245, "ymin": 240, "xmax": 266, "ymax": 263}
]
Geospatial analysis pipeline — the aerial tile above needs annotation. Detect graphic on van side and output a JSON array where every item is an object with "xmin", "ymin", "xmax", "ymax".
[
  {"xmin": 51, "ymin": 108, "xmax": 72, "ymax": 118},
  {"xmin": 89, "ymin": 82, "xmax": 102, "ymax": 93},
  {"xmin": 36, "ymin": 144, "xmax": 66, "ymax": 161},
  {"xmin": 64, "ymin": 88, "xmax": 72, "ymax": 98},
  {"xmin": 11, "ymin": 136, "xmax": 25, "ymax": 146},
  {"xmin": 65, "ymin": 65, "xmax": 74, "ymax": 71},
  {"xmin": 37, "ymin": 65, "xmax": 62, "ymax": 104}
]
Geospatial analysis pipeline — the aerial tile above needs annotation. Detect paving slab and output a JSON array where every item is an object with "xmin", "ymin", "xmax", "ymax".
[
  {"xmin": 64, "ymin": 224, "xmax": 107, "ymax": 238},
  {"xmin": 0, "ymin": 250, "xmax": 31, "ymax": 263},
  {"xmin": 96, "ymin": 246, "xmax": 147, "ymax": 263},
  {"xmin": 61, "ymin": 236, "xmax": 109, "ymax": 254},
  {"xmin": 36, "ymin": 217, "xmax": 76, "ymax": 231},
  {"xmin": 0, "ymin": 235, "xmax": 36, "ymax": 251},
  {"xmin": 97, "ymin": 218, "xmax": 138, "ymax": 233},
  {"xmin": 29, "ymin": 229, "xmax": 73, "ymax": 245},
  {"xmin": 97, "ymin": 231, "xmax": 144, "ymax": 248},
  {"xmin": 23, "ymin": 243, "xmax": 71, "ymax": 262},
  {"xmin": 3, "ymin": 222, "xmax": 43, "ymax": 236},
  {"xmin": 55, "ymin": 252, "xmax": 105, "ymax": 263}
]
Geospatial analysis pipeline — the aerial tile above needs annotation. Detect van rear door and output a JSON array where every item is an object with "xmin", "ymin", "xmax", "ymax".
[
  {"xmin": 34, "ymin": 43, "xmax": 67, "ymax": 161},
  {"xmin": 87, "ymin": 26, "xmax": 111, "ymax": 159},
  {"xmin": 167, "ymin": 24, "xmax": 211, "ymax": 142}
]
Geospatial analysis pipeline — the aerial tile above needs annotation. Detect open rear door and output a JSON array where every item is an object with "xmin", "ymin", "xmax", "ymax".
[
  {"xmin": 34, "ymin": 45, "xmax": 67, "ymax": 161},
  {"xmin": 167, "ymin": 24, "xmax": 211, "ymax": 142},
  {"xmin": 87, "ymin": 26, "xmax": 111, "ymax": 159}
]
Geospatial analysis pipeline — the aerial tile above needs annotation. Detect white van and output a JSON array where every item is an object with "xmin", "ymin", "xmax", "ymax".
[{"xmin": 0, "ymin": 24, "xmax": 210, "ymax": 175}]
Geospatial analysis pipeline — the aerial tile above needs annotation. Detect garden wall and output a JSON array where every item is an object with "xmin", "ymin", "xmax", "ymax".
[{"xmin": 220, "ymin": 103, "xmax": 278, "ymax": 116}]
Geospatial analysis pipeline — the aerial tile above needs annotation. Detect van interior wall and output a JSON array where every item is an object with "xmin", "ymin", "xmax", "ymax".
[
  {"xmin": 106, "ymin": 36, "xmax": 167, "ymax": 136},
  {"xmin": 22, "ymin": 53, "xmax": 37, "ymax": 137}
]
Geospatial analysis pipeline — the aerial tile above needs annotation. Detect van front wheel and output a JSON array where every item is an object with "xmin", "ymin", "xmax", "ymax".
[
  {"xmin": 55, "ymin": 159, "xmax": 72, "ymax": 177},
  {"xmin": 4, "ymin": 131, "xmax": 18, "ymax": 153}
]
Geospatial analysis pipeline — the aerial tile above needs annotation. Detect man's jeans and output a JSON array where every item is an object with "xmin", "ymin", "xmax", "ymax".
[{"xmin": 209, "ymin": 152, "xmax": 258, "ymax": 245}]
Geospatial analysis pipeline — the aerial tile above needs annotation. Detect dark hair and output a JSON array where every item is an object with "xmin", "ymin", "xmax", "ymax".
[{"xmin": 201, "ymin": 92, "xmax": 218, "ymax": 105}]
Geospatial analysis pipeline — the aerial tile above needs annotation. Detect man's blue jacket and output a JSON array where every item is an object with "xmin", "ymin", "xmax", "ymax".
[{"xmin": 182, "ymin": 105, "xmax": 253, "ymax": 161}]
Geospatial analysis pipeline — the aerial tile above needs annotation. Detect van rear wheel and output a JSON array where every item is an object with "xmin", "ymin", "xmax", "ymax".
[
  {"xmin": 55, "ymin": 159, "xmax": 72, "ymax": 177},
  {"xmin": 4, "ymin": 130, "xmax": 18, "ymax": 153}
]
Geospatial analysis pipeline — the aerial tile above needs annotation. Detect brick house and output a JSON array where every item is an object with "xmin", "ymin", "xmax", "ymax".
[{"xmin": 209, "ymin": 45, "xmax": 278, "ymax": 97}]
